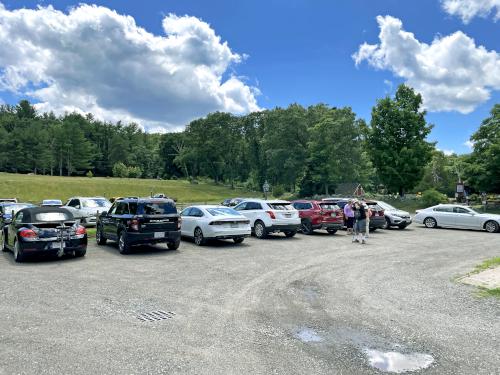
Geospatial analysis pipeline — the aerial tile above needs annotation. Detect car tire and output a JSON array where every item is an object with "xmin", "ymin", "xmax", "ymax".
[
  {"xmin": 96, "ymin": 225, "xmax": 107, "ymax": 245},
  {"xmin": 13, "ymin": 239, "xmax": 25, "ymax": 263},
  {"xmin": 423, "ymin": 217, "xmax": 437, "ymax": 229},
  {"xmin": 284, "ymin": 231, "xmax": 296, "ymax": 238},
  {"xmin": 370, "ymin": 228, "xmax": 377, "ymax": 232},
  {"xmin": 194, "ymin": 227, "xmax": 205, "ymax": 246},
  {"xmin": 301, "ymin": 220, "xmax": 313, "ymax": 235},
  {"xmin": 326, "ymin": 228, "xmax": 337, "ymax": 235},
  {"xmin": 254, "ymin": 221, "xmax": 267, "ymax": 239},
  {"xmin": 1, "ymin": 231, "xmax": 7, "ymax": 252},
  {"xmin": 484, "ymin": 220, "xmax": 499, "ymax": 233},
  {"xmin": 118, "ymin": 231, "xmax": 130, "ymax": 254},
  {"xmin": 75, "ymin": 248, "xmax": 87, "ymax": 257},
  {"xmin": 398, "ymin": 223, "xmax": 408, "ymax": 230},
  {"xmin": 167, "ymin": 240, "xmax": 180, "ymax": 250},
  {"xmin": 233, "ymin": 237, "xmax": 244, "ymax": 244},
  {"xmin": 382, "ymin": 217, "xmax": 391, "ymax": 229}
]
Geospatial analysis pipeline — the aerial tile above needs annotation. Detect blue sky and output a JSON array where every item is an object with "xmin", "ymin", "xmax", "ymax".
[{"xmin": 0, "ymin": 0, "xmax": 499, "ymax": 154}]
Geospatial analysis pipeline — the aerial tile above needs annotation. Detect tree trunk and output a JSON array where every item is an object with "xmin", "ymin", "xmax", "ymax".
[
  {"xmin": 325, "ymin": 183, "xmax": 329, "ymax": 195},
  {"xmin": 399, "ymin": 186, "xmax": 405, "ymax": 197}
]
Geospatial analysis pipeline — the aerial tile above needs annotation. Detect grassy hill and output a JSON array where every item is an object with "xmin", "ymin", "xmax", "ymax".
[{"xmin": 0, "ymin": 173, "xmax": 258, "ymax": 204}]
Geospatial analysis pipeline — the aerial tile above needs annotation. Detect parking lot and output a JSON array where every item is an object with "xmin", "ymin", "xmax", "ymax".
[{"xmin": 1, "ymin": 226, "xmax": 499, "ymax": 374}]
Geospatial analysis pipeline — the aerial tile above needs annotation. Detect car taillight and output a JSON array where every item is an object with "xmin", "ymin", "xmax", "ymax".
[
  {"xmin": 266, "ymin": 211, "xmax": 276, "ymax": 219},
  {"xmin": 19, "ymin": 229, "xmax": 37, "ymax": 239},
  {"xmin": 129, "ymin": 219, "xmax": 139, "ymax": 231},
  {"xmin": 75, "ymin": 225, "xmax": 86, "ymax": 235},
  {"xmin": 209, "ymin": 221, "xmax": 223, "ymax": 225},
  {"xmin": 177, "ymin": 217, "xmax": 182, "ymax": 230}
]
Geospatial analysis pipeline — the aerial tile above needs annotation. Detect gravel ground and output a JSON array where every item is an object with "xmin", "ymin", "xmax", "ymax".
[{"xmin": 0, "ymin": 226, "xmax": 498, "ymax": 374}]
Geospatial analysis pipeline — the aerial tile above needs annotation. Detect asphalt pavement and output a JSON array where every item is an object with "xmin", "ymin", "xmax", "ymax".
[{"xmin": 0, "ymin": 226, "xmax": 498, "ymax": 374}]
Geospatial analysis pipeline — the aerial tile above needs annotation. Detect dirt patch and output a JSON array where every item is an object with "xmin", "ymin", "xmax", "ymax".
[{"xmin": 460, "ymin": 267, "xmax": 500, "ymax": 290}]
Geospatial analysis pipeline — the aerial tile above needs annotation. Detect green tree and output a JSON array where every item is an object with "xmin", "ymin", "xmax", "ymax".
[{"xmin": 367, "ymin": 85, "xmax": 434, "ymax": 196}]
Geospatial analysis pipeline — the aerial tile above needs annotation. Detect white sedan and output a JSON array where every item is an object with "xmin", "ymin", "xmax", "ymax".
[
  {"xmin": 180, "ymin": 205, "xmax": 251, "ymax": 245},
  {"xmin": 414, "ymin": 204, "xmax": 500, "ymax": 233}
]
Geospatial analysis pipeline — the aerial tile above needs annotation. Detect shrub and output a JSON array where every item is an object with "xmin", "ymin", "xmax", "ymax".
[
  {"xmin": 86, "ymin": 170, "xmax": 93, "ymax": 178},
  {"xmin": 112, "ymin": 162, "xmax": 129, "ymax": 178},
  {"xmin": 422, "ymin": 189, "xmax": 448, "ymax": 207},
  {"xmin": 127, "ymin": 166, "xmax": 142, "ymax": 178},
  {"xmin": 272, "ymin": 184, "xmax": 285, "ymax": 198}
]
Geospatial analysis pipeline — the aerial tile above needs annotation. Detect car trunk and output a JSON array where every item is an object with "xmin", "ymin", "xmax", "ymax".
[
  {"xmin": 32, "ymin": 221, "xmax": 77, "ymax": 240},
  {"xmin": 318, "ymin": 203, "xmax": 343, "ymax": 222},
  {"xmin": 138, "ymin": 215, "xmax": 179, "ymax": 232}
]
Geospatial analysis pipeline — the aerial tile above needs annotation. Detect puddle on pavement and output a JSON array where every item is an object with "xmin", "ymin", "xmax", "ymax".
[
  {"xmin": 294, "ymin": 328, "xmax": 323, "ymax": 343},
  {"xmin": 364, "ymin": 348, "xmax": 434, "ymax": 373}
]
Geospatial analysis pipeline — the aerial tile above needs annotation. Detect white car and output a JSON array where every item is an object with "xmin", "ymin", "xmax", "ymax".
[
  {"xmin": 180, "ymin": 205, "xmax": 251, "ymax": 245},
  {"xmin": 64, "ymin": 197, "xmax": 112, "ymax": 226},
  {"xmin": 377, "ymin": 201, "xmax": 412, "ymax": 229},
  {"xmin": 414, "ymin": 204, "xmax": 500, "ymax": 233},
  {"xmin": 233, "ymin": 199, "xmax": 301, "ymax": 239}
]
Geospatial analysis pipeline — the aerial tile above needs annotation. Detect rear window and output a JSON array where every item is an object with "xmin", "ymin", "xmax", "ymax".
[
  {"xmin": 35, "ymin": 212, "xmax": 72, "ymax": 222},
  {"xmin": 366, "ymin": 203, "xmax": 383, "ymax": 211},
  {"xmin": 207, "ymin": 208, "xmax": 241, "ymax": 216},
  {"xmin": 319, "ymin": 203, "xmax": 340, "ymax": 210},
  {"xmin": 268, "ymin": 203, "xmax": 294, "ymax": 211},
  {"xmin": 82, "ymin": 198, "xmax": 110, "ymax": 208},
  {"xmin": 139, "ymin": 202, "xmax": 177, "ymax": 215}
]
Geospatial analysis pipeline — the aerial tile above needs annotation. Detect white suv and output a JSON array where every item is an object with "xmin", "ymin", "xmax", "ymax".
[{"xmin": 233, "ymin": 199, "xmax": 300, "ymax": 238}]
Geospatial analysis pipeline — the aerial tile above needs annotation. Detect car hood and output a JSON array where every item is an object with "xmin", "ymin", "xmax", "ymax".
[
  {"xmin": 386, "ymin": 209, "xmax": 410, "ymax": 216},
  {"xmin": 476, "ymin": 213, "xmax": 500, "ymax": 221}
]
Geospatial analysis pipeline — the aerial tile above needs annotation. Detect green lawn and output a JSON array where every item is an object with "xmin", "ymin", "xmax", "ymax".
[{"xmin": 0, "ymin": 173, "xmax": 258, "ymax": 204}]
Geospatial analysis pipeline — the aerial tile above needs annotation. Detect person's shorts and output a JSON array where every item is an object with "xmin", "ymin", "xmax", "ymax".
[
  {"xmin": 354, "ymin": 219, "xmax": 366, "ymax": 233},
  {"xmin": 346, "ymin": 217, "xmax": 354, "ymax": 229}
]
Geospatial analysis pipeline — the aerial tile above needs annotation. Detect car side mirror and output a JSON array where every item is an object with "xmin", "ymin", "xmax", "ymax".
[
  {"xmin": 75, "ymin": 205, "xmax": 81, "ymax": 209},
  {"xmin": 100, "ymin": 211, "xmax": 108, "ymax": 217}
]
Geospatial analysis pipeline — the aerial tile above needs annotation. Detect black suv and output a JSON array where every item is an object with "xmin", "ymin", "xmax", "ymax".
[{"xmin": 96, "ymin": 198, "xmax": 181, "ymax": 254}]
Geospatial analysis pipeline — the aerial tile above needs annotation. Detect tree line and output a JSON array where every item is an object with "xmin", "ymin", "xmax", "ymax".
[{"xmin": 0, "ymin": 85, "xmax": 498, "ymax": 196}]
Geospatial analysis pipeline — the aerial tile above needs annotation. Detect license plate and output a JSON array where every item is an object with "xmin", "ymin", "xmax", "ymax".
[
  {"xmin": 284, "ymin": 214, "xmax": 291, "ymax": 218},
  {"xmin": 374, "ymin": 213, "xmax": 379, "ymax": 216},
  {"xmin": 49, "ymin": 242, "xmax": 66, "ymax": 249},
  {"xmin": 154, "ymin": 232, "xmax": 165, "ymax": 238},
  {"xmin": 230, "ymin": 223, "xmax": 238, "ymax": 228},
  {"xmin": 330, "ymin": 213, "xmax": 336, "ymax": 217}
]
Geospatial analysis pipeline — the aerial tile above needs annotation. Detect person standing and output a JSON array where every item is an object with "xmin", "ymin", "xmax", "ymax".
[
  {"xmin": 344, "ymin": 200, "xmax": 355, "ymax": 234},
  {"xmin": 362, "ymin": 199, "xmax": 372, "ymax": 237},
  {"xmin": 352, "ymin": 200, "xmax": 367, "ymax": 244}
]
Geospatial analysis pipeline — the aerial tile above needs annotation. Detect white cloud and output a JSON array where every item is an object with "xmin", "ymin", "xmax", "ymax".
[
  {"xmin": 0, "ymin": 3, "xmax": 260, "ymax": 131},
  {"xmin": 439, "ymin": 148, "xmax": 455, "ymax": 156},
  {"xmin": 441, "ymin": 0, "xmax": 500, "ymax": 23},
  {"xmin": 464, "ymin": 140, "xmax": 475, "ymax": 149},
  {"xmin": 353, "ymin": 16, "xmax": 500, "ymax": 114}
]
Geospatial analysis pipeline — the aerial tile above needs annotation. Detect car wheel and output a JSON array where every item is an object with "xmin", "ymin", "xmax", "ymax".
[
  {"xmin": 398, "ymin": 223, "xmax": 408, "ymax": 230},
  {"xmin": 370, "ymin": 228, "xmax": 377, "ymax": 232},
  {"xmin": 194, "ymin": 227, "xmax": 205, "ymax": 246},
  {"xmin": 284, "ymin": 231, "xmax": 296, "ymax": 238},
  {"xmin": 118, "ymin": 232, "xmax": 130, "ymax": 254},
  {"xmin": 167, "ymin": 240, "xmax": 180, "ymax": 250},
  {"xmin": 75, "ymin": 248, "xmax": 86, "ymax": 257},
  {"xmin": 484, "ymin": 220, "xmax": 499, "ymax": 233},
  {"xmin": 301, "ymin": 220, "xmax": 313, "ymax": 235},
  {"xmin": 326, "ymin": 228, "xmax": 337, "ymax": 234},
  {"xmin": 96, "ymin": 225, "xmax": 107, "ymax": 245},
  {"xmin": 254, "ymin": 221, "xmax": 267, "ymax": 239},
  {"xmin": 13, "ymin": 239, "xmax": 25, "ymax": 263},
  {"xmin": 1, "ymin": 231, "xmax": 7, "ymax": 252},
  {"xmin": 382, "ymin": 217, "xmax": 391, "ymax": 229},
  {"xmin": 233, "ymin": 237, "xmax": 244, "ymax": 244},
  {"xmin": 424, "ymin": 217, "xmax": 437, "ymax": 228}
]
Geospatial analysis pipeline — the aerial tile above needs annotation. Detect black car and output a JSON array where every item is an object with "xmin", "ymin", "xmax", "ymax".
[
  {"xmin": 96, "ymin": 197, "xmax": 181, "ymax": 254},
  {"xmin": 1, "ymin": 207, "xmax": 87, "ymax": 262}
]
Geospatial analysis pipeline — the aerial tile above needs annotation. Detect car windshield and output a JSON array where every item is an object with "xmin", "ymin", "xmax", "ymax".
[
  {"xmin": 35, "ymin": 212, "xmax": 72, "ymax": 222},
  {"xmin": 140, "ymin": 202, "xmax": 177, "ymax": 215},
  {"xmin": 207, "ymin": 207, "xmax": 241, "ymax": 216},
  {"xmin": 82, "ymin": 199, "xmax": 110, "ymax": 208},
  {"xmin": 319, "ymin": 203, "xmax": 340, "ymax": 210},
  {"xmin": 378, "ymin": 201, "xmax": 397, "ymax": 210},
  {"xmin": 3, "ymin": 204, "xmax": 33, "ymax": 214},
  {"xmin": 268, "ymin": 203, "xmax": 294, "ymax": 210},
  {"xmin": 43, "ymin": 200, "xmax": 62, "ymax": 205}
]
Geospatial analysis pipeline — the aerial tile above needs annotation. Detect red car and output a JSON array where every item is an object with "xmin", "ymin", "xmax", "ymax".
[{"xmin": 292, "ymin": 200, "xmax": 344, "ymax": 234}]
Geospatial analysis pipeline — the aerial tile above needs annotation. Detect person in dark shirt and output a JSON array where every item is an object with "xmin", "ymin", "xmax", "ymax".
[{"xmin": 352, "ymin": 200, "xmax": 367, "ymax": 244}]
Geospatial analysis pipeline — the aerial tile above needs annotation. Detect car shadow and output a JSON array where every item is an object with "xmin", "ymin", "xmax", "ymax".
[
  {"xmin": 1, "ymin": 250, "xmax": 88, "ymax": 265},
  {"xmin": 98, "ymin": 242, "xmax": 179, "ymax": 257},
  {"xmin": 181, "ymin": 236, "xmax": 252, "ymax": 249}
]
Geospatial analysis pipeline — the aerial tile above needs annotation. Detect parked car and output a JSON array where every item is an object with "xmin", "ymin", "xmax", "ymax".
[
  {"xmin": 221, "ymin": 198, "xmax": 245, "ymax": 207},
  {"xmin": 414, "ymin": 204, "xmax": 500, "ymax": 233},
  {"xmin": 322, "ymin": 198, "xmax": 386, "ymax": 231},
  {"xmin": 180, "ymin": 205, "xmax": 251, "ymax": 245},
  {"xmin": 376, "ymin": 201, "xmax": 412, "ymax": 229},
  {"xmin": 0, "ymin": 206, "xmax": 87, "ymax": 262},
  {"xmin": 64, "ymin": 196, "xmax": 111, "ymax": 226},
  {"xmin": 0, "ymin": 202, "xmax": 36, "ymax": 227},
  {"xmin": 291, "ymin": 200, "xmax": 344, "ymax": 234},
  {"xmin": 0, "ymin": 198, "xmax": 18, "ymax": 204},
  {"xmin": 96, "ymin": 197, "xmax": 181, "ymax": 254},
  {"xmin": 41, "ymin": 199, "xmax": 63, "ymax": 207},
  {"xmin": 233, "ymin": 199, "xmax": 300, "ymax": 238}
]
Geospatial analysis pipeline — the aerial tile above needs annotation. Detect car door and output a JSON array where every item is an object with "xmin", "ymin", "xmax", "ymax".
[
  {"xmin": 432, "ymin": 206, "xmax": 455, "ymax": 227},
  {"xmin": 244, "ymin": 202, "xmax": 263, "ymax": 226},
  {"xmin": 7, "ymin": 211, "xmax": 23, "ymax": 248},
  {"xmin": 103, "ymin": 202, "xmax": 118, "ymax": 239},
  {"xmin": 180, "ymin": 208, "xmax": 193, "ymax": 236},
  {"xmin": 234, "ymin": 202, "xmax": 249, "ymax": 220},
  {"xmin": 453, "ymin": 207, "xmax": 481, "ymax": 229}
]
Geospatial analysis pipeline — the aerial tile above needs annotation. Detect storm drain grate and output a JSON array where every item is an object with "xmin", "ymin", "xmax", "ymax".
[{"xmin": 136, "ymin": 310, "xmax": 176, "ymax": 322}]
